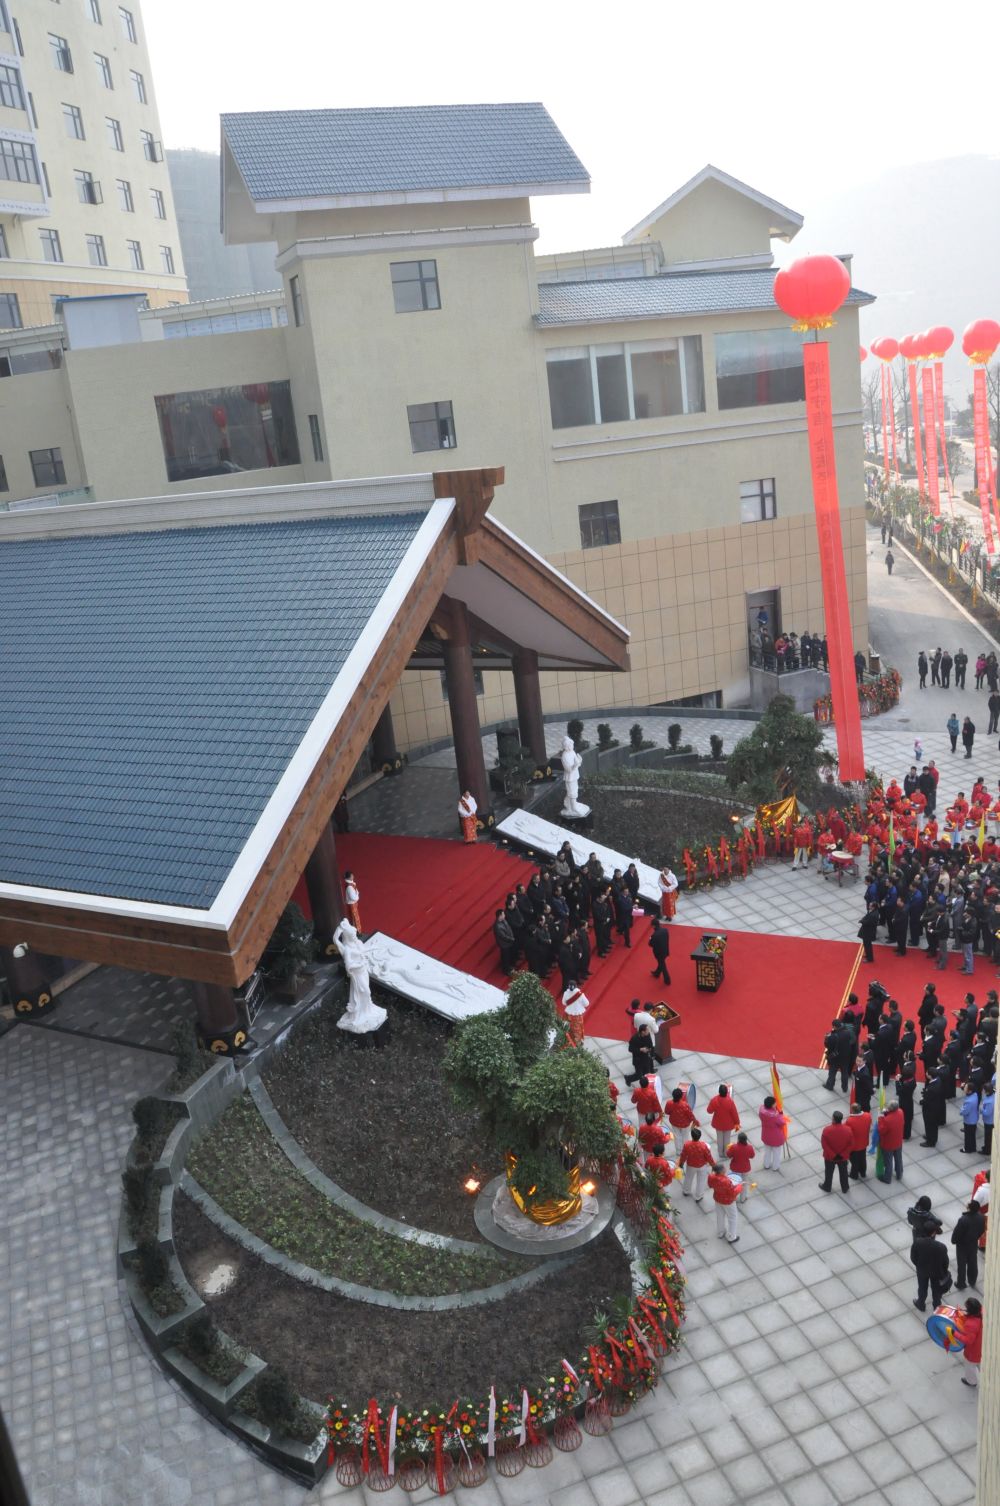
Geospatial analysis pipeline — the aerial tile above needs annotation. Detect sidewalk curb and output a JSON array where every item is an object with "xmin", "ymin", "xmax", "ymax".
[{"xmin": 888, "ymin": 534, "xmax": 1000, "ymax": 660}]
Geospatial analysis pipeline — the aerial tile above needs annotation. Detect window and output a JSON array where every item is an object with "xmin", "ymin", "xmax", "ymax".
[
  {"xmin": 30, "ymin": 447, "xmax": 66, "ymax": 486},
  {"xmin": 51, "ymin": 293, "xmax": 69, "ymax": 318},
  {"xmin": 125, "ymin": 237, "xmax": 142, "ymax": 270},
  {"xmin": 154, "ymin": 381, "xmax": 301, "ymax": 482},
  {"xmin": 390, "ymin": 259, "xmax": 440, "ymax": 313},
  {"xmin": 39, "ymin": 228, "xmax": 63, "ymax": 262},
  {"xmin": 49, "ymin": 33, "xmax": 73, "ymax": 71},
  {"xmin": 0, "ymin": 454, "xmax": 7, "ymax": 490},
  {"xmin": 289, "ymin": 274, "xmax": 303, "ymax": 326},
  {"xmin": 407, "ymin": 400, "xmax": 456, "ymax": 453},
  {"xmin": 119, "ymin": 5, "xmax": 136, "ymax": 41},
  {"xmin": 546, "ymin": 337, "xmax": 705, "ymax": 430},
  {"xmin": 0, "ymin": 291, "xmax": 21, "ymax": 328},
  {"xmin": 88, "ymin": 0, "xmax": 102, "ymax": 20},
  {"xmin": 740, "ymin": 477, "xmax": 777, "ymax": 523},
  {"xmin": 26, "ymin": 91, "xmax": 37, "ymax": 127},
  {"xmin": 129, "ymin": 68, "xmax": 145, "ymax": 103},
  {"xmin": 94, "ymin": 52, "xmax": 112, "ymax": 88},
  {"xmin": 106, "ymin": 115, "xmax": 123, "ymax": 150},
  {"xmin": 715, "ymin": 329, "xmax": 806, "ymax": 410},
  {"xmin": 116, "ymin": 176, "xmax": 133, "ymax": 211},
  {"xmin": 62, "ymin": 101, "xmax": 84, "ymax": 137},
  {"xmin": 0, "ymin": 0, "xmax": 8, "ymax": 28},
  {"xmin": 150, "ymin": 186, "xmax": 165, "ymax": 218},
  {"xmin": 85, "ymin": 231, "xmax": 106, "ymax": 265},
  {"xmin": 159, "ymin": 243, "xmax": 173, "ymax": 274},
  {"xmin": 308, "ymin": 413, "xmax": 323, "ymax": 462},
  {"xmin": 12, "ymin": 16, "xmax": 22, "ymax": 55},
  {"xmin": 41, "ymin": 161, "xmax": 51, "ymax": 196},
  {"xmin": 578, "ymin": 499, "xmax": 621, "ymax": 550},
  {"xmin": 141, "ymin": 129, "xmax": 161, "ymax": 162},
  {"xmin": 0, "ymin": 225, "xmax": 8, "ymax": 257},
  {"xmin": 75, "ymin": 168, "xmax": 101, "ymax": 204},
  {"xmin": 0, "ymin": 63, "xmax": 25, "ymax": 110}
]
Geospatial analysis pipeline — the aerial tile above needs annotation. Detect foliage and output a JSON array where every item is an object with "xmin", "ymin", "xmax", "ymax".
[
  {"xmin": 726, "ymin": 694, "xmax": 829, "ymax": 804},
  {"xmin": 596, "ymin": 723, "xmax": 619, "ymax": 751},
  {"xmin": 441, "ymin": 1015, "xmax": 518, "ymax": 1130},
  {"xmin": 133, "ymin": 1095, "xmax": 165, "ymax": 1144},
  {"xmin": 667, "ymin": 723, "xmax": 682, "ymax": 750},
  {"xmin": 497, "ymin": 740, "xmax": 537, "ymax": 791},
  {"xmin": 176, "ymin": 1313, "xmax": 247, "ymax": 1386},
  {"xmin": 122, "ymin": 1163, "xmax": 156, "ymax": 1239},
  {"xmin": 629, "ymin": 722, "xmax": 654, "ymax": 752},
  {"xmin": 566, "ymin": 718, "xmax": 589, "ymax": 752},
  {"xmin": 709, "ymin": 734, "xmax": 724, "ymax": 759},
  {"xmin": 500, "ymin": 971, "xmax": 558, "ymax": 1071},
  {"xmin": 262, "ymin": 902, "xmax": 315, "ymax": 984},
  {"xmin": 587, "ymin": 767, "xmax": 730, "ymax": 796},
  {"xmin": 165, "ymin": 1018, "xmax": 216, "ymax": 1094},
  {"xmin": 244, "ymin": 1369, "xmax": 324, "ymax": 1443}
]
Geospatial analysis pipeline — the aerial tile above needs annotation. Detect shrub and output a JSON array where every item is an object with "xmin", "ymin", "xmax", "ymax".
[
  {"xmin": 122, "ymin": 1163, "xmax": 155, "ymax": 1225},
  {"xmin": 132, "ymin": 1095, "xmax": 165, "ymax": 1144},
  {"xmin": 667, "ymin": 723, "xmax": 682, "ymax": 750},
  {"xmin": 629, "ymin": 723, "xmax": 645, "ymax": 751},
  {"xmin": 253, "ymin": 1368, "xmax": 301, "ymax": 1435},
  {"xmin": 184, "ymin": 1310, "xmax": 217, "ymax": 1359},
  {"xmin": 166, "ymin": 1018, "xmax": 215, "ymax": 1094},
  {"xmin": 596, "ymin": 723, "xmax": 618, "ymax": 750},
  {"xmin": 709, "ymin": 734, "xmax": 724, "ymax": 760},
  {"xmin": 137, "ymin": 1238, "xmax": 168, "ymax": 1290},
  {"xmin": 567, "ymin": 718, "xmax": 590, "ymax": 752},
  {"xmin": 262, "ymin": 902, "xmax": 315, "ymax": 984}
]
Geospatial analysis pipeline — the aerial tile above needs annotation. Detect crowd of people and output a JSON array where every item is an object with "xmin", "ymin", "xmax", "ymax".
[{"xmin": 748, "ymin": 625, "xmax": 831, "ymax": 674}]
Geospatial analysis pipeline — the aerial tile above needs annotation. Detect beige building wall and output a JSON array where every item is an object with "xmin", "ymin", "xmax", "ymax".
[
  {"xmin": 0, "ymin": 363, "xmax": 84, "ymax": 494},
  {"xmin": 628, "ymin": 178, "xmax": 778, "ymax": 264}
]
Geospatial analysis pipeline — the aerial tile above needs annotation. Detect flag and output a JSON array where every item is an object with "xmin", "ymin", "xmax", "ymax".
[
  {"xmin": 978, "ymin": 813, "xmax": 986, "ymax": 853},
  {"xmin": 888, "ymin": 812, "xmax": 896, "ymax": 864},
  {"xmin": 770, "ymin": 1059, "xmax": 789, "ymax": 1142}
]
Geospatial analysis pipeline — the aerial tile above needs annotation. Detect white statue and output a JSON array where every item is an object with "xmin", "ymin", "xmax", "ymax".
[
  {"xmin": 560, "ymin": 735, "xmax": 590, "ymax": 818},
  {"xmin": 333, "ymin": 920, "xmax": 387, "ymax": 1035},
  {"xmin": 366, "ymin": 935, "xmax": 504, "ymax": 1020}
]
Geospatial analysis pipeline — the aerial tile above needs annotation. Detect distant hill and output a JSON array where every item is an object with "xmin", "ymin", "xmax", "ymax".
[{"xmin": 786, "ymin": 155, "xmax": 1000, "ymax": 404}]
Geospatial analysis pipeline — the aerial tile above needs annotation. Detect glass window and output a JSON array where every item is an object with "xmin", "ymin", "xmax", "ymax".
[
  {"xmin": 94, "ymin": 52, "xmax": 112, "ymax": 88},
  {"xmin": 630, "ymin": 340, "xmax": 684, "ymax": 420},
  {"xmin": 716, "ymin": 329, "xmax": 805, "ymax": 410},
  {"xmin": 86, "ymin": 232, "xmax": 106, "ymax": 265},
  {"xmin": 75, "ymin": 168, "xmax": 101, "ymax": 204},
  {"xmin": 740, "ymin": 478, "xmax": 777, "ymax": 523},
  {"xmin": 0, "ymin": 453, "xmax": 7, "ymax": 490},
  {"xmin": 116, "ymin": 177, "xmax": 133, "ymax": 211},
  {"xmin": 26, "ymin": 90, "xmax": 37, "ymax": 127},
  {"xmin": 0, "ymin": 136, "xmax": 39, "ymax": 184},
  {"xmin": 49, "ymin": 33, "xmax": 73, "ymax": 71},
  {"xmin": 0, "ymin": 63, "xmax": 25, "ymax": 110},
  {"xmin": 141, "ymin": 129, "xmax": 160, "ymax": 162},
  {"xmin": 88, "ymin": 0, "xmax": 102, "ymax": 20},
  {"xmin": 0, "ymin": 291, "xmax": 21, "ymax": 328},
  {"xmin": 150, "ymin": 187, "xmax": 165, "ymax": 218},
  {"xmin": 106, "ymin": 115, "xmax": 122, "ymax": 150},
  {"xmin": 390, "ymin": 259, "xmax": 440, "ymax": 313},
  {"xmin": 62, "ymin": 101, "xmax": 84, "ymax": 137},
  {"xmin": 119, "ymin": 6, "xmax": 136, "ymax": 41},
  {"xmin": 595, "ymin": 344, "xmax": 629, "ymax": 423},
  {"xmin": 308, "ymin": 413, "xmax": 323, "ymax": 462},
  {"xmin": 159, "ymin": 244, "xmax": 173, "ymax": 274},
  {"xmin": 40, "ymin": 228, "xmax": 63, "ymax": 262},
  {"xmin": 546, "ymin": 347, "xmax": 595, "ymax": 429},
  {"xmin": 126, "ymin": 238, "xmax": 142, "ymax": 270},
  {"xmin": 0, "ymin": 225, "xmax": 8, "ymax": 257},
  {"xmin": 407, "ymin": 400, "xmax": 456, "ymax": 453},
  {"xmin": 289, "ymin": 274, "xmax": 303, "ymax": 327},
  {"xmin": 579, "ymin": 499, "xmax": 621, "ymax": 549},
  {"xmin": 154, "ymin": 381, "xmax": 301, "ymax": 483},
  {"xmin": 129, "ymin": 68, "xmax": 145, "ymax": 103},
  {"xmin": 30, "ymin": 447, "xmax": 66, "ymax": 486}
]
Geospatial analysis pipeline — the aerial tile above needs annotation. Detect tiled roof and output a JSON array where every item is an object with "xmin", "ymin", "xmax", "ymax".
[
  {"xmin": 221, "ymin": 102, "xmax": 589, "ymax": 203},
  {"xmin": 0, "ymin": 513, "xmax": 425, "ymax": 908},
  {"xmin": 535, "ymin": 268, "xmax": 875, "ymax": 327}
]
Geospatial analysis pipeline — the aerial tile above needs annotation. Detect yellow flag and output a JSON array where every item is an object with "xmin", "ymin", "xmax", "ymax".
[{"xmin": 979, "ymin": 813, "xmax": 986, "ymax": 852}]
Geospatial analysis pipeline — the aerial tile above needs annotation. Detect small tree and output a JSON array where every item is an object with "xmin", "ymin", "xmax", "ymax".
[
  {"xmin": 667, "ymin": 723, "xmax": 682, "ymax": 751},
  {"xmin": 132, "ymin": 1095, "xmax": 165, "ymax": 1144},
  {"xmin": 709, "ymin": 734, "xmax": 724, "ymax": 760},
  {"xmin": 567, "ymin": 718, "xmax": 589, "ymax": 752},
  {"xmin": 726, "ymin": 693, "xmax": 829, "ymax": 804},
  {"xmin": 629, "ymin": 723, "xmax": 644, "ymax": 751},
  {"xmin": 596, "ymin": 723, "xmax": 618, "ymax": 750},
  {"xmin": 253, "ymin": 1369, "xmax": 302, "ymax": 1434},
  {"xmin": 261, "ymin": 902, "xmax": 315, "ymax": 984}
]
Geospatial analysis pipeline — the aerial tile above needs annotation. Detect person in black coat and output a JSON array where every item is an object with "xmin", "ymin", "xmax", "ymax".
[
  {"xmin": 896, "ymin": 1062, "xmax": 918, "ymax": 1140},
  {"xmin": 896, "ymin": 1020, "xmax": 917, "ymax": 1073},
  {"xmin": 493, "ymin": 909, "xmax": 517, "ymax": 975},
  {"xmin": 572, "ymin": 925, "xmax": 591, "ymax": 981},
  {"xmin": 557, "ymin": 937, "xmax": 576, "ymax": 993},
  {"xmin": 920, "ymin": 1071, "xmax": 948, "ymax": 1146},
  {"xmin": 625, "ymin": 1024, "xmax": 656, "ymax": 1085},
  {"xmin": 504, "ymin": 894, "xmax": 525, "ymax": 960},
  {"xmin": 823, "ymin": 1020, "xmax": 855, "ymax": 1092},
  {"xmin": 648, "ymin": 918, "xmax": 670, "ymax": 983},
  {"xmin": 858, "ymin": 904, "xmax": 879, "ymax": 963},
  {"xmin": 853, "ymin": 1052, "xmax": 874, "ymax": 1113},
  {"xmin": 921, "ymin": 1025, "xmax": 945, "ymax": 1077},
  {"xmin": 951, "ymin": 1201, "xmax": 987, "ymax": 1290},
  {"xmin": 864, "ymin": 982, "xmax": 890, "ymax": 1035},
  {"xmin": 873, "ymin": 1019, "xmax": 897, "ymax": 1085},
  {"xmin": 624, "ymin": 863, "xmax": 641, "ymax": 903},
  {"xmin": 940, "ymin": 1035, "xmax": 963, "ymax": 1101},
  {"xmin": 910, "ymin": 1226, "xmax": 952, "ymax": 1311},
  {"xmin": 918, "ymin": 985, "xmax": 939, "ymax": 1041},
  {"xmin": 611, "ymin": 881, "xmax": 633, "ymax": 949},
  {"xmin": 591, "ymin": 893, "xmax": 613, "ymax": 957}
]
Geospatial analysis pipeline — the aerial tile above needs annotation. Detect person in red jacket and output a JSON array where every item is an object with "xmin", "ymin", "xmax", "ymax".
[
  {"xmin": 819, "ymin": 1110, "xmax": 853, "ymax": 1193},
  {"xmin": 962, "ymin": 1298, "xmax": 983, "ymax": 1387},
  {"xmin": 645, "ymin": 1143, "xmax": 676, "ymax": 1189},
  {"xmin": 639, "ymin": 1112, "xmax": 669, "ymax": 1159},
  {"xmin": 707, "ymin": 1084, "xmax": 740, "ymax": 1157},
  {"xmin": 877, "ymin": 1101, "xmax": 905, "ymax": 1184},
  {"xmin": 847, "ymin": 1104, "xmax": 871, "ymax": 1181},
  {"xmin": 679, "ymin": 1127, "xmax": 714, "ymax": 1202},
  {"xmin": 664, "ymin": 1086, "xmax": 699, "ymax": 1138},
  {"xmin": 631, "ymin": 1077, "xmax": 662, "ymax": 1120},
  {"xmin": 725, "ymin": 1132, "xmax": 755, "ymax": 1200},
  {"xmin": 707, "ymin": 1163, "xmax": 741, "ymax": 1242}
]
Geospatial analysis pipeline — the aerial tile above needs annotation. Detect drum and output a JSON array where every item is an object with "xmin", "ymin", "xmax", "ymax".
[
  {"xmin": 677, "ymin": 1081, "xmax": 697, "ymax": 1110},
  {"xmin": 926, "ymin": 1305, "xmax": 967, "ymax": 1351}
]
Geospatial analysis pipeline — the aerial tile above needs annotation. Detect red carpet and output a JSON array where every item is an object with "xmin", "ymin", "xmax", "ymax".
[{"xmin": 309, "ymin": 834, "xmax": 995, "ymax": 1068}]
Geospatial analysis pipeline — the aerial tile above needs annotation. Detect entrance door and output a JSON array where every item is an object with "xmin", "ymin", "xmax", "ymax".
[{"xmin": 746, "ymin": 588, "xmax": 780, "ymax": 670}]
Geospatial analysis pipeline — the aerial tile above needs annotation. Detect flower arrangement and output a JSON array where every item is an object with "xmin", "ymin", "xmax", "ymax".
[{"xmin": 703, "ymin": 934, "xmax": 727, "ymax": 959}]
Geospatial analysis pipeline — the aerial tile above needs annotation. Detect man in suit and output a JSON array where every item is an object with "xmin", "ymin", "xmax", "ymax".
[
  {"xmin": 858, "ymin": 903, "xmax": 879, "ymax": 962},
  {"xmin": 823, "ymin": 1019, "xmax": 855, "ymax": 1093},
  {"xmin": 493, "ymin": 909, "xmax": 517, "ymax": 975},
  {"xmin": 648, "ymin": 918, "xmax": 670, "ymax": 983},
  {"xmin": 873, "ymin": 1016, "xmax": 897, "ymax": 1086},
  {"xmin": 910, "ymin": 1224, "xmax": 952, "ymax": 1311},
  {"xmin": 611, "ymin": 880, "xmax": 633, "ymax": 949},
  {"xmin": 591, "ymin": 891, "xmax": 613, "ymax": 957},
  {"xmin": 920, "ymin": 1070, "xmax": 948, "ymax": 1146}
]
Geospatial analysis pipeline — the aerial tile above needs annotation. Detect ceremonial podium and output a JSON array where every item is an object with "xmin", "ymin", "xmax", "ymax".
[
  {"xmin": 654, "ymin": 1006, "xmax": 682, "ymax": 1063},
  {"xmin": 691, "ymin": 933, "xmax": 728, "ymax": 992}
]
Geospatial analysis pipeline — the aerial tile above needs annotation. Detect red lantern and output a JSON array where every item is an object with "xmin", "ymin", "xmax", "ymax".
[
  {"xmin": 925, "ymin": 325, "xmax": 954, "ymax": 357},
  {"xmin": 773, "ymin": 254, "xmax": 851, "ymax": 330},
  {"xmin": 211, "ymin": 405, "xmax": 228, "ymax": 430},
  {"xmin": 859, "ymin": 345, "xmax": 868, "ymax": 361},
  {"xmin": 870, "ymin": 336, "xmax": 899, "ymax": 362},
  {"xmin": 241, "ymin": 383, "xmax": 270, "ymax": 405},
  {"xmin": 962, "ymin": 319, "xmax": 1000, "ymax": 365},
  {"xmin": 898, "ymin": 333, "xmax": 922, "ymax": 362}
]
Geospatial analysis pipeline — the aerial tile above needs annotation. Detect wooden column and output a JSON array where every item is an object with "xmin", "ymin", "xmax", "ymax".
[
  {"xmin": 304, "ymin": 822, "xmax": 344, "ymax": 954},
  {"xmin": 371, "ymin": 704, "xmax": 399, "ymax": 771},
  {"xmin": 0, "ymin": 943, "xmax": 55, "ymax": 1017},
  {"xmin": 194, "ymin": 981, "xmax": 243, "ymax": 1055},
  {"xmin": 442, "ymin": 600, "xmax": 490, "ymax": 813},
  {"xmin": 513, "ymin": 648, "xmax": 548, "ymax": 769}
]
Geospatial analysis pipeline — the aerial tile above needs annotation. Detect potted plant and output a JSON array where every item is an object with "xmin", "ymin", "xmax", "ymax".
[{"xmin": 261, "ymin": 903, "xmax": 315, "ymax": 1003}]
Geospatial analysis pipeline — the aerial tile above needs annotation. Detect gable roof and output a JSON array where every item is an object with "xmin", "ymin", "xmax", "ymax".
[
  {"xmin": 623, "ymin": 165, "xmax": 803, "ymax": 246},
  {"xmin": 535, "ymin": 266, "xmax": 874, "ymax": 327},
  {"xmin": 221, "ymin": 103, "xmax": 590, "ymax": 211}
]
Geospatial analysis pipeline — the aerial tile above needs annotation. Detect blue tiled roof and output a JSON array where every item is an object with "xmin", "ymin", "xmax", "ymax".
[
  {"xmin": 221, "ymin": 103, "xmax": 589, "ymax": 203},
  {"xmin": 0, "ymin": 512, "xmax": 425, "ymax": 908},
  {"xmin": 535, "ymin": 268, "xmax": 875, "ymax": 326}
]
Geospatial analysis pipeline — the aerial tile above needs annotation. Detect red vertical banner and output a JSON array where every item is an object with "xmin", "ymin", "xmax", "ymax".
[
  {"xmin": 933, "ymin": 363, "xmax": 954, "ymax": 505},
  {"xmin": 880, "ymin": 366, "xmax": 890, "ymax": 484},
  {"xmin": 888, "ymin": 368, "xmax": 900, "ymax": 479},
  {"xmin": 922, "ymin": 366, "xmax": 940, "ymax": 516},
  {"xmin": 973, "ymin": 366, "xmax": 996, "ymax": 554},
  {"xmin": 802, "ymin": 340, "xmax": 865, "ymax": 782},
  {"xmin": 908, "ymin": 362, "xmax": 925, "ymax": 501}
]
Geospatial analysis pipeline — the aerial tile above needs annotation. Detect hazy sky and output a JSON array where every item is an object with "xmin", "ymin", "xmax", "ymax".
[{"xmin": 145, "ymin": 0, "xmax": 999, "ymax": 257}]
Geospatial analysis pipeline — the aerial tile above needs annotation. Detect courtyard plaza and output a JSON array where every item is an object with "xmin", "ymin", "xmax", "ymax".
[{"xmin": 0, "ymin": 516, "xmax": 992, "ymax": 1506}]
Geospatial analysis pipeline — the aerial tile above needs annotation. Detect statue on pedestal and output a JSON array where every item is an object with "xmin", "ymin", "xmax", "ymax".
[
  {"xmin": 333, "ymin": 920, "xmax": 387, "ymax": 1035},
  {"xmin": 560, "ymin": 736, "xmax": 590, "ymax": 819}
]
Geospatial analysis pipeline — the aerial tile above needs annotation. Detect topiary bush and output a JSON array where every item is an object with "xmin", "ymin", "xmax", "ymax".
[
  {"xmin": 133, "ymin": 1095, "xmax": 165, "ymax": 1144},
  {"xmin": 667, "ymin": 723, "xmax": 682, "ymax": 750},
  {"xmin": 567, "ymin": 718, "xmax": 590, "ymax": 752},
  {"xmin": 709, "ymin": 734, "xmax": 724, "ymax": 760},
  {"xmin": 262, "ymin": 902, "xmax": 315, "ymax": 985},
  {"xmin": 629, "ymin": 723, "xmax": 654, "ymax": 752},
  {"xmin": 596, "ymin": 723, "xmax": 619, "ymax": 751}
]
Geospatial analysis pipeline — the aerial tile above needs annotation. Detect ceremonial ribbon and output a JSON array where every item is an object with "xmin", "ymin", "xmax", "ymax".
[
  {"xmin": 627, "ymin": 1315, "xmax": 657, "ymax": 1368},
  {"xmin": 486, "ymin": 1387, "xmax": 497, "ymax": 1458},
  {"xmin": 561, "ymin": 1358, "xmax": 580, "ymax": 1385},
  {"xmin": 518, "ymin": 1389, "xmax": 529, "ymax": 1446},
  {"xmin": 588, "ymin": 1345, "xmax": 614, "ymax": 1392},
  {"xmin": 387, "ymin": 1405, "xmax": 397, "ymax": 1476},
  {"xmin": 637, "ymin": 1294, "xmax": 669, "ymax": 1347}
]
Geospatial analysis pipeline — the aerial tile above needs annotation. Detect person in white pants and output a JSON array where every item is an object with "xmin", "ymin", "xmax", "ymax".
[
  {"xmin": 759, "ymin": 1096, "xmax": 787, "ymax": 1171},
  {"xmin": 678, "ymin": 1128, "xmax": 713, "ymax": 1202},
  {"xmin": 707, "ymin": 1164, "xmax": 741, "ymax": 1243}
]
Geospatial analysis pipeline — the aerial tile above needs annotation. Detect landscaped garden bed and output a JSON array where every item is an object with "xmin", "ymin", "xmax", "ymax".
[{"xmin": 566, "ymin": 769, "xmax": 749, "ymax": 868}]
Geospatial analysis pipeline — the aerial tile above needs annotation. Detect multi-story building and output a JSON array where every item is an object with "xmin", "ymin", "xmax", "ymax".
[
  {"xmin": 0, "ymin": 0, "xmax": 185, "ymax": 330},
  {"xmin": 0, "ymin": 102, "xmax": 871, "ymax": 746}
]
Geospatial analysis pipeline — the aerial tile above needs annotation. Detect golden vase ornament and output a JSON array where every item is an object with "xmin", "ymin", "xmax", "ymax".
[{"xmin": 504, "ymin": 1154, "xmax": 582, "ymax": 1225}]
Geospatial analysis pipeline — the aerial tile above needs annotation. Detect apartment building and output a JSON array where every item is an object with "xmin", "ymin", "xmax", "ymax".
[
  {"xmin": 0, "ymin": 103, "xmax": 872, "ymax": 742},
  {"xmin": 0, "ymin": 0, "xmax": 185, "ymax": 329}
]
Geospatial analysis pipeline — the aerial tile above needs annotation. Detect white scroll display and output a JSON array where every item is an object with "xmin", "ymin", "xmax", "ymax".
[
  {"xmin": 496, "ymin": 809, "xmax": 660, "ymax": 905},
  {"xmin": 363, "ymin": 932, "xmax": 505, "ymax": 1023}
]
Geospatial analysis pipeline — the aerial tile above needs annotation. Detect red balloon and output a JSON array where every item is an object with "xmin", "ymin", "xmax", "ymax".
[
  {"xmin": 871, "ymin": 336, "xmax": 899, "ymax": 362},
  {"xmin": 925, "ymin": 324, "xmax": 954, "ymax": 357},
  {"xmin": 211, "ymin": 405, "xmax": 228, "ymax": 429},
  {"xmin": 859, "ymin": 345, "xmax": 868, "ymax": 361},
  {"xmin": 242, "ymin": 383, "xmax": 270, "ymax": 405},
  {"xmin": 773, "ymin": 254, "xmax": 851, "ymax": 328},
  {"xmin": 898, "ymin": 333, "xmax": 922, "ymax": 362},
  {"xmin": 962, "ymin": 319, "xmax": 1000, "ymax": 363}
]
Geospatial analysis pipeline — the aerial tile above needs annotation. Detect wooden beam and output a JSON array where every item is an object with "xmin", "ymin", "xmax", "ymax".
[{"xmin": 433, "ymin": 467, "xmax": 504, "ymax": 566}]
